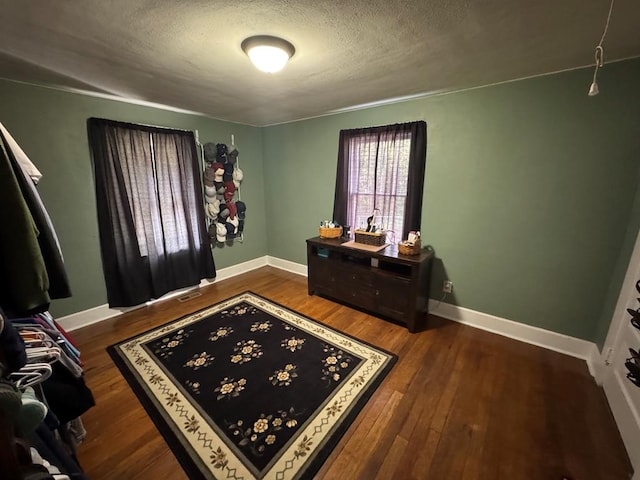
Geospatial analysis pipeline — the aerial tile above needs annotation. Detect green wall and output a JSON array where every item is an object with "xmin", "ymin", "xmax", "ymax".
[
  {"xmin": 263, "ymin": 58, "xmax": 640, "ymax": 343},
  {"xmin": 2, "ymin": 58, "xmax": 639, "ymax": 345},
  {"xmin": 0, "ymin": 80, "xmax": 267, "ymax": 318}
]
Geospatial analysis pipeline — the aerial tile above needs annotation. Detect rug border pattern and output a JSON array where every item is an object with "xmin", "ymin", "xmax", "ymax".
[{"xmin": 108, "ymin": 291, "xmax": 397, "ymax": 480}]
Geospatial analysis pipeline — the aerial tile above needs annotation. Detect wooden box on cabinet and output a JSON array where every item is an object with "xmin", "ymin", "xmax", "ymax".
[{"xmin": 306, "ymin": 236, "xmax": 433, "ymax": 332}]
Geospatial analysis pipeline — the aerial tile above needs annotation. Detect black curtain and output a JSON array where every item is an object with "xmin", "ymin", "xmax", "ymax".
[
  {"xmin": 332, "ymin": 129, "xmax": 350, "ymax": 230},
  {"xmin": 403, "ymin": 121, "xmax": 427, "ymax": 239},
  {"xmin": 332, "ymin": 121, "xmax": 427, "ymax": 240},
  {"xmin": 87, "ymin": 118, "xmax": 215, "ymax": 308}
]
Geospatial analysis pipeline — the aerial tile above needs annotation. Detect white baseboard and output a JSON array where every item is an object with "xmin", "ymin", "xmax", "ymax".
[
  {"xmin": 57, "ymin": 255, "xmax": 600, "ymax": 379},
  {"xmin": 267, "ymin": 256, "xmax": 308, "ymax": 277},
  {"xmin": 56, "ymin": 302, "xmax": 138, "ymax": 333},
  {"xmin": 58, "ymin": 256, "xmax": 269, "ymax": 332},
  {"xmin": 428, "ymin": 299, "xmax": 600, "ymax": 372},
  {"xmin": 209, "ymin": 256, "xmax": 268, "ymax": 284}
]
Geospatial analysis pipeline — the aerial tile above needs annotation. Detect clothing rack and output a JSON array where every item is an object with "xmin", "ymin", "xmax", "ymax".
[
  {"xmin": 0, "ymin": 308, "xmax": 92, "ymax": 480},
  {"xmin": 1, "ymin": 121, "xmax": 85, "ymax": 478}
]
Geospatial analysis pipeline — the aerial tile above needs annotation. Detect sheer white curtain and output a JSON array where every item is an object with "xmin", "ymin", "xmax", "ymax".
[
  {"xmin": 88, "ymin": 118, "xmax": 216, "ymax": 307},
  {"xmin": 333, "ymin": 121, "xmax": 427, "ymax": 242},
  {"xmin": 346, "ymin": 129, "xmax": 411, "ymax": 236}
]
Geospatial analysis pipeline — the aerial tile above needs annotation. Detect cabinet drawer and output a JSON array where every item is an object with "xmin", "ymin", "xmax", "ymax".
[
  {"xmin": 341, "ymin": 285, "xmax": 377, "ymax": 311},
  {"xmin": 308, "ymin": 257, "xmax": 342, "ymax": 294},
  {"xmin": 376, "ymin": 275, "xmax": 412, "ymax": 321},
  {"xmin": 344, "ymin": 266, "xmax": 375, "ymax": 287}
]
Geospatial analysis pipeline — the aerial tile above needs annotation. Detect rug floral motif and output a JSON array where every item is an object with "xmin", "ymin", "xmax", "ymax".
[{"xmin": 108, "ymin": 292, "xmax": 397, "ymax": 480}]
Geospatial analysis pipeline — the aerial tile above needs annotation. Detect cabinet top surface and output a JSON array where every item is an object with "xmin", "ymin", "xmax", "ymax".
[{"xmin": 306, "ymin": 236, "xmax": 433, "ymax": 264}]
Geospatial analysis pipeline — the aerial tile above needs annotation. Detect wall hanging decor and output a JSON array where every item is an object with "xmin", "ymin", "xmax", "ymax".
[{"xmin": 199, "ymin": 134, "xmax": 246, "ymax": 245}]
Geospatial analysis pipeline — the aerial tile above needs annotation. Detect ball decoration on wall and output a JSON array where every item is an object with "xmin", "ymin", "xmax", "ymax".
[{"xmin": 202, "ymin": 137, "xmax": 245, "ymax": 244}]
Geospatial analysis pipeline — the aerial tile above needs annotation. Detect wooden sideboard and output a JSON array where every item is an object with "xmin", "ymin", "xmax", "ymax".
[{"xmin": 306, "ymin": 236, "xmax": 433, "ymax": 332}]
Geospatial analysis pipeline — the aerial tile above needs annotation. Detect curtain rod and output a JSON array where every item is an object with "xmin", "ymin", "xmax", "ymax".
[{"xmin": 87, "ymin": 117, "xmax": 194, "ymax": 136}]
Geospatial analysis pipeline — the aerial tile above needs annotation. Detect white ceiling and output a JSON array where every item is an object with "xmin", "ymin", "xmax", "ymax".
[{"xmin": 0, "ymin": 0, "xmax": 639, "ymax": 126}]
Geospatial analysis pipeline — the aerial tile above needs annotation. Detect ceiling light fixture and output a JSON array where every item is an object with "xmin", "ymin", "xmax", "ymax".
[
  {"xmin": 241, "ymin": 35, "xmax": 295, "ymax": 74},
  {"xmin": 588, "ymin": 0, "xmax": 615, "ymax": 97}
]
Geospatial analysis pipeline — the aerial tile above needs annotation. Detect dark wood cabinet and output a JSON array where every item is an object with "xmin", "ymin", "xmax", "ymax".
[{"xmin": 306, "ymin": 236, "xmax": 433, "ymax": 332}]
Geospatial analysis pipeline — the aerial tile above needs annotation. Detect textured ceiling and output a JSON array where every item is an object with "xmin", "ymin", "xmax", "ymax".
[{"xmin": 0, "ymin": 0, "xmax": 639, "ymax": 126}]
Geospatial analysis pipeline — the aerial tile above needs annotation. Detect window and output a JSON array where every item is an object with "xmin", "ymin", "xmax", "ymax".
[
  {"xmin": 333, "ymin": 121, "xmax": 427, "ymax": 241},
  {"xmin": 116, "ymin": 128, "xmax": 194, "ymax": 257},
  {"xmin": 87, "ymin": 118, "xmax": 215, "ymax": 308},
  {"xmin": 347, "ymin": 131, "xmax": 411, "ymax": 235}
]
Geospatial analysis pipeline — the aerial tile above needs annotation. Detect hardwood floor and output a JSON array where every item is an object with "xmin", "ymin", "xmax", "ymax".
[{"xmin": 72, "ymin": 266, "xmax": 632, "ymax": 479}]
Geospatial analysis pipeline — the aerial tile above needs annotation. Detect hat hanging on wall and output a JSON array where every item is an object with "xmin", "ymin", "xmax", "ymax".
[
  {"xmin": 225, "ymin": 222, "xmax": 236, "ymax": 238},
  {"xmin": 216, "ymin": 143, "xmax": 228, "ymax": 161},
  {"xmin": 236, "ymin": 201, "xmax": 246, "ymax": 219},
  {"xmin": 207, "ymin": 199, "xmax": 220, "ymax": 218},
  {"xmin": 227, "ymin": 146, "xmax": 239, "ymax": 163},
  {"xmin": 204, "ymin": 142, "xmax": 217, "ymax": 162},
  {"xmin": 233, "ymin": 167, "xmax": 243, "ymax": 188},
  {"xmin": 224, "ymin": 181, "xmax": 236, "ymax": 202},
  {"xmin": 227, "ymin": 201, "xmax": 237, "ymax": 220},
  {"xmin": 204, "ymin": 164, "xmax": 216, "ymax": 181},
  {"xmin": 216, "ymin": 222, "xmax": 227, "ymax": 243},
  {"xmin": 228, "ymin": 216, "xmax": 239, "ymax": 234},
  {"xmin": 204, "ymin": 185, "xmax": 216, "ymax": 197},
  {"xmin": 214, "ymin": 182, "xmax": 226, "ymax": 195},
  {"xmin": 213, "ymin": 163, "xmax": 224, "ymax": 182},
  {"xmin": 203, "ymin": 134, "xmax": 245, "ymax": 246},
  {"xmin": 218, "ymin": 204, "xmax": 230, "ymax": 221}
]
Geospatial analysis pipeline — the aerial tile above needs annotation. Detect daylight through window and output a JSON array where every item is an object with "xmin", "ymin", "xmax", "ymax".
[{"xmin": 333, "ymin": 121, "xmax": 426, "ymax": 242}]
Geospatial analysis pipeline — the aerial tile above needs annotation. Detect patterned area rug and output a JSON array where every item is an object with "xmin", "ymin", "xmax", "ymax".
[{"xmin": 108, "ymin": 292, "xmax": 397, "ymax": 480}]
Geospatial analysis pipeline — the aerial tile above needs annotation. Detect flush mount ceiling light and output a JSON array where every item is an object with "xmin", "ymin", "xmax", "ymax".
[{"xmin": 241, "ymin": 35, "xmax": 295, "ymax": 73}]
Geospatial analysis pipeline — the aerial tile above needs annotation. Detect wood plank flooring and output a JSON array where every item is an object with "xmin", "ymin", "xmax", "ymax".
[{"xmin": 71, "ymin": 266, "xmax": 632, "ymax": 479}]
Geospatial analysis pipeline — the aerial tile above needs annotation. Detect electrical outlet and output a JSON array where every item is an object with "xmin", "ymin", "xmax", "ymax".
[{"xmin": 443, "ymin": 280, "xmax": 453, "ymax": 294}]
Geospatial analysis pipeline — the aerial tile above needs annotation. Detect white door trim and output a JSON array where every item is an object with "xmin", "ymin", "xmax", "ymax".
[{"xmin": 600, "ymin": 226, "xmax": 640, "ymax": 477}]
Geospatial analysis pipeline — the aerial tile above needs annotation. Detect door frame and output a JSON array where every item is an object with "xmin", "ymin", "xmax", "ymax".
[{"xmin": 600, "ymin": 227, "xmax": 640, "ymax": 479}]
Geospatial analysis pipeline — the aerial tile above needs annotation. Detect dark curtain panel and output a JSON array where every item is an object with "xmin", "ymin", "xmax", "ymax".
[
  {"xmin": 87, "ymin": 118, "xmax": 215, "ymax": 308},
  {"xmin": 332, "ymin": 130, "xmax": 350, "ymax": 228},
  {"xmin": 332, "ymin": 121, "xmax": 427, "ymax": 240},
  {"xmin": 402, "ymin": 121, "xmax": 427, "ymax": 240}
]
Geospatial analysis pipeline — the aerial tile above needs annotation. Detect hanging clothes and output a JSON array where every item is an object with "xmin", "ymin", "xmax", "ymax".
[
  {"xmin": 0, "ymin": 139, "xmax": 50, "ymax": 314},
  {"xmin": 0, "ymin": 122, "xmax": 42, "ymax": 183},
  {"xmin": 0, "ymin": 306, "xmax": 92, "ymax": 479},
  {"xmin": 0, "ymin": 308, "xmax": 27, "ymax": 374},
  {"xmin": 0, "ymin": 123, "xmax": 71, "ymax": 315}
]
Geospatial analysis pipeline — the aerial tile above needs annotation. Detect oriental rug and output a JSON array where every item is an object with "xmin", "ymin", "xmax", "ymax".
[{"xmin": 107, "ymin": 291, "xmax": 396, "ymax": 480}]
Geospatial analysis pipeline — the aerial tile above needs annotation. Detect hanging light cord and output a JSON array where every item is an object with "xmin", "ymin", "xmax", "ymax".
[
  {"xmin": 596, "ymin": 0, "xmax": 615, "ymax": 51},
  {"xmin": 591, "ymin": 0, "xmax": 615, "ymax": 89}
]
